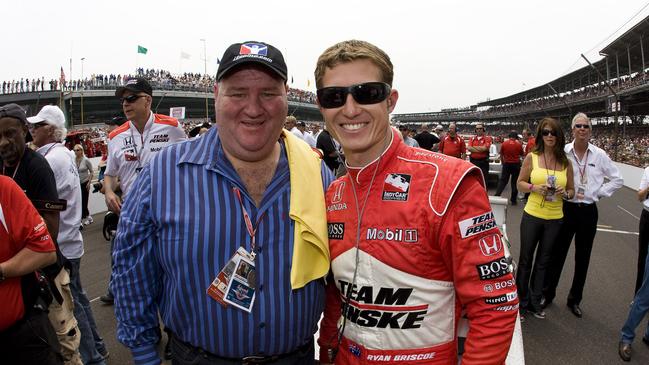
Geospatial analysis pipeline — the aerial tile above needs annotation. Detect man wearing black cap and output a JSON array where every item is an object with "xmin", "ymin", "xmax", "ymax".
[
  {"xmin": 112, "ymin": 41, "xmax": 333, "ymax": 365},
  {"xmin": 99, "ymin": 79, "xmax": 186, "ymax": 306}
]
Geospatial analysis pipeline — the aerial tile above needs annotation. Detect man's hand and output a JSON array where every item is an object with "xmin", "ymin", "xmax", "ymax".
[{"xmin": 105, "ymin": 190, "xmax": 122, "ymax": 214}]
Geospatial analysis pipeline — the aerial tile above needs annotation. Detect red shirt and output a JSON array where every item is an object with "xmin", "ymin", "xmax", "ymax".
[
  {"xmin": 525, "ymin": 137, "xmax": 536, "ymax": 155},
  {"xmin": 0, "ymin": 176, "xmax": 55, "ymax": 331},
  {"xmin": 501, "ymin": 138, "xmax": 525, "ymax": 164},
  {"xmin": 468, "ymin": 135, "xmax": 492, "ymax": 160},
  {"xmin": 439, "ymin": 135, "xmax": 466, "ymax": 158}
]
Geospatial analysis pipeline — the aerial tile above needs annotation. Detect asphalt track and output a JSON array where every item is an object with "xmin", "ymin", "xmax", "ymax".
[{"xmin": 79, "ymin": 182, "xmax": 649, "ymax": 364}]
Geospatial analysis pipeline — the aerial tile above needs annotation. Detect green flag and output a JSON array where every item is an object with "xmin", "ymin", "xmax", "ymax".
[{"xmin": 137, "ymin": 45, "xmax": 148, "ymax": 55}]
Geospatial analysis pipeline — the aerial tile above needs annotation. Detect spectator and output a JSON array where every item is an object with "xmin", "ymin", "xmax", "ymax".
[
  {"xmin": 73, "ymin": 144, "xmax": 94, "ymax": 226},
  {"xmin": 413, "ymin": 123, "xmax": 439, "ymax": 150},
  {"xmin": 515, "ymin": 117, "xmax": 575, "ymax": 320},
  {"xmin": 398, "ymin": 124, "xmax": 419, "ymax": 147},
  {"xmin": 495, "ymin": 131, "xmax": 525, "ymax": 205}
]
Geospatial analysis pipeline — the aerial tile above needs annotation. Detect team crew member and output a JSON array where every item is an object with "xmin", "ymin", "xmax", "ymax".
[
  {"xmin": 101, "ymin": 78, "xmax": 186, "ymax": 306},
  {"xmin": 543, "ymin": 113, "xmax": 623, "ymax": 318},
  {"xmin": 315, "ymin": 39, "xmax": 517, "ymax": 365},
  {"xmin": 467, "ymin": 123, "xmax": 492, "ymax": 183},
  {"xmin": 28, "ymin": 105, "xmax": 108, "ymax": 364},
  {"xmin": 112, "ymin": 41, "xmax": 334, "ymax": 365},
  {"xmin": 413, "ymin": 124, "xmax": 439, "ymax": 151},
  {"xmin": 0, "ymin": 175, "xmax": 60, "ymax": 365},
  {"xmin": 523, "ymin": 128, "xmax": 535, "ymax": 155},
  {"xmin": 495, "ymin": 131, "xmax": 525, "ymax": 205},
  {"xmin": 438, "ymin": 123, "xmax": 466, "ymax": 159}
]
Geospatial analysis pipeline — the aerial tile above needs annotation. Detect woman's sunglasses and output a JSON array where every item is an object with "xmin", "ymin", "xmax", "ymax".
[
  {"xmin": 541, "ymin": 129, "xmax": 558, "ymax": 137},
  {"xmin": 317, "ymin": 82, "xmax": 390, "ymax": 109}
]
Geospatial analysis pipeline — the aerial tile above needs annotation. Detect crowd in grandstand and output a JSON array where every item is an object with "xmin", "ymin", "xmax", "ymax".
[{"xmin": 0, "ymin": 68, "xmax": 318, "ymax": 104}]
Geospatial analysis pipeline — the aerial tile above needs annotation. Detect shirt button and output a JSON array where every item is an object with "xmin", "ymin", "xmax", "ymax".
[
  {"xmin": 257, "ymin": 245, "xmax": 263, "ymax": 253},
  {"xmin": 259, "ymin": 322, "xmax": 266, "ymax": 328},
  {"xmin": 258, "ymin": 284, "xmax": 264, "ymax": 291}
]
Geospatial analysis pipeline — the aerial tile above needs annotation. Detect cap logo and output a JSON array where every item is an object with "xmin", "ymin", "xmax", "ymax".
[
  {"xmin": 240, "ymin": 43, "xmax": 268, "ymax": 56},
  {"xmin": 126, "ymin": 79, "xmax": 138, "ymax": 86}
]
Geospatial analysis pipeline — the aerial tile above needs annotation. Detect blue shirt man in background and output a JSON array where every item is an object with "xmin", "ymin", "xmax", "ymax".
[{"xmin": 111, "ymin": 41, "xmax": 333, "ymax": 365}]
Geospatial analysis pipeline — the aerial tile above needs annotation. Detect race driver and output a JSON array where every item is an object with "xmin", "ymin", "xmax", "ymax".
[{"xmin": 315, "ymin": 40, "xmax": 517, "ymax": 364}]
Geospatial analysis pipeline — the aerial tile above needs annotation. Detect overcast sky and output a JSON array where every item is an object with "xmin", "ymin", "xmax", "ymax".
[{"xmin": 5, "ymin": 0, "xmax": 649, "ymax": 113}]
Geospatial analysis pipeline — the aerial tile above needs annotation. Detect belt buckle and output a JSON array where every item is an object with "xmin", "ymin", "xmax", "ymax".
[{"xmin": 242, "ymin": 355, "xmax": 268, "ymax": 364}]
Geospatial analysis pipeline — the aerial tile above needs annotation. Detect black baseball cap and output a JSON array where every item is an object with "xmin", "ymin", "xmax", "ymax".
[
  {"xmin": 0, "ymin": 103, "xmax": 28, "ymax": 124},
  {"xmin": 216, "ymin": 41, "xmax": 287, "ymax": 81},
  {"xmin": 115, "ymin": 77, "xmax": 153, "ymax": 98}
]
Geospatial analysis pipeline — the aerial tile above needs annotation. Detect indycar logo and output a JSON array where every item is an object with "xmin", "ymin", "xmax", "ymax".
[
  {"xmin": 478, "ymin": 234, "xmax": 503, "ymax": 256},
  {"xmin": 382, "ymin": 173, "xmax": 411, "ymax": 201},
  {"xmin": 458, "ymin": 211, "xmax": 498, "ymax": 238}
]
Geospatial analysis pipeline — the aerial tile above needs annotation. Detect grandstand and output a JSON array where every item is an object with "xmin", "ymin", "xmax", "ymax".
[
  {"xmin": 0, "ymin": 68, "xmax": 322, "ymax": 127},
  {"xmin": 393, "ymin": 14, "xmax": 649, "ymax": 127}
]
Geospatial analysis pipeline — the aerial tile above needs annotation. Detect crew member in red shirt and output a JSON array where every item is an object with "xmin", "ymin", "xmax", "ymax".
[
  {"xmin": 467, "ymin": 122, "xmax": 492, "ymax": 184},
  {"xmin": 495, "ymin": 131, "xmax": 525, "ymax": 205},
  {"xmin": 523, "ymin": 128, "xmax": 535, "ymax": 155},
  {"xmin": 0, "ymin": 175, "xmax": 60, "ymax": 364},
  {"xmin": 438, "ymin": 123, "xmax": 466, "ymax": 159}
]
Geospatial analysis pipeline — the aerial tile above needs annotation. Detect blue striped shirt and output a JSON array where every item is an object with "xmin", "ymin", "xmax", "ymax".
[{"xmin": 111, "ymin": 128, "xmax": 334, "ymax": 365}]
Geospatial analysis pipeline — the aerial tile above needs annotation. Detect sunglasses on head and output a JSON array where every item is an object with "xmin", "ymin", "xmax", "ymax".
[
  {"xmin": 317, "ymin": 82, "xmax": 390, "ymax": 109},
  {"xmin": 120, "ymin": 94, "xmax": 145, "ymax": 104},
  {"xmin": 541, "ymin": 129, "xmax": 557, "ymax": 137},
  {"xmin": 574, "ymin": 124, "xmax": 590, "ymax": 129}
]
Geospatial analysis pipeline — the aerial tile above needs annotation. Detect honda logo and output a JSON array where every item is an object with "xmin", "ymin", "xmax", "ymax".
[{"xmin": 478, "ymin": 234, "xmax": 502, "ymax": 257}]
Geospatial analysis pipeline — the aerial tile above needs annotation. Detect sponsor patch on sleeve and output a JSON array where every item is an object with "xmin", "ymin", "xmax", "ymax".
[{"xmin": 458, "ymin": 211, "xmax": 497, "ymax": 238}]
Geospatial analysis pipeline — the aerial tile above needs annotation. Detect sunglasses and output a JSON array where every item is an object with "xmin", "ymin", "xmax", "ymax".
[
  {"xmin": 541, "ymin": 129, "xmax": 558, "ymax": 137},
  {"xmin": 120, "ymin": 94, "xmax": 145, "ymax": 104},
  {"xmin": 317, "ymin": 82, "xmax": 390, "ymax": 109},
  {"xmin": 574, "ymin": 124, "xmax": 590, "ymax": 129},
  {"xmin": 74, "ymin": 148, "xmax": 82, "ymax": 151}
]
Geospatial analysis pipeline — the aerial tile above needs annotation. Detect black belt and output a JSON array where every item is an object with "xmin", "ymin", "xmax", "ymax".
[
  {"xmin": 171, "ymin": 333, "xmax": 312, "ymax": 364},
  {"xmin": 565, "ymin": 201, "xmax": 594, "ymax": 208}
]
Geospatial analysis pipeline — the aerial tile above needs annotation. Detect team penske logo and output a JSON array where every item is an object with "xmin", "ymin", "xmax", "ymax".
[
  {"xmin": 149, "ymin": 134, "xmax": 169, "ymax": 144},
  {"xmin": 458, "ymin": 211, "xmax": 497, "ymax": 238},
  {"xmin": 382, "ymin": 173, "xmax": 410, "ymax": 201},
  {"xmin": 338, "ymin": 280, "xmax": 428, "ymax": 329}
]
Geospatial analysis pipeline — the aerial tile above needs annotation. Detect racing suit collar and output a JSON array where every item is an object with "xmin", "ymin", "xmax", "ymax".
[{"xmin": 346, "ymin": 128, "xmax": 402, "ymax": 187}]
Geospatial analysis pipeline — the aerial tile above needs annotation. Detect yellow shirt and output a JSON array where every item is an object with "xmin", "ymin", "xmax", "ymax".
[{"xmin": 524, "ymin": 152, "xmax": 567, "ymax": 220}]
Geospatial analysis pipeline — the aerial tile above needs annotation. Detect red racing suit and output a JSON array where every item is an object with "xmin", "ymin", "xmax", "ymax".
[{"xmin": 318, "ymin": 131, "xmax": 518, "ymax": 364}]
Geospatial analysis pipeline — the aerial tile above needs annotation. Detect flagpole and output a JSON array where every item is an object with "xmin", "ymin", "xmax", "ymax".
[{"xmin": 201, "ymin": 38, "xmax": 208, "ymax": 123}]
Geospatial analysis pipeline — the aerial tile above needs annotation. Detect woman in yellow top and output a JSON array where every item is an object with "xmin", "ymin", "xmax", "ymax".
[{"xmin": 516, "ymin": 117, "xmax": 575, "ymax": 319}]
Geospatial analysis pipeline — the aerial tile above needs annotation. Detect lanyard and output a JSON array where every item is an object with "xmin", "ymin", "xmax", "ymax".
[
  {"xmin": 572, "ymin": 149, "xmax": 589, "ymax": 183},
  {"xmin": 42, "ymin": 143, "xmax": 61, "ymax": 157},
  {"xmin": 2, "ymin": 160, "xmax": 20, "ymax": 180},
  {"xmin": 233, "ymin": 187, "xmax": 265, "ymax": 253},
  {"xmin": 130, "ymin": 123, "xmax": 151, "ymax": 170}
]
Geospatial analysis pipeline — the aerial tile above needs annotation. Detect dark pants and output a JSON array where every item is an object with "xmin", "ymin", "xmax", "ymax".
[
  {"xmin": 470, "ymin": 158, "xmax": 489, "ymax": 185},
  {"xmin": 636, "ymin": 209, "xmax": 649, "ymax": 293},
  {"xmin": 495, "ymin": 162, "xmax": 521, "ymax": 203},
  {"xmin": 79, "ymin": 180, "xmax": 90, "ymax": 218},
  {"xmin": 170, "ymin": 334, "xmax": 315, "ymax": 365},
  {"xmin": 517, "ymin": 212, "xmax": 562, "ymax": 312},
  {"xmin": 544, "ymin": 202, "xmax": 598, "ymax": 305},
  {"xmin": 0, "ymin": 309, "xmax": 63, "ymax": 365}
]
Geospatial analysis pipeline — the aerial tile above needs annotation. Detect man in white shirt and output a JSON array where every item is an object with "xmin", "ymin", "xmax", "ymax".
[
  {"xmin": 28, "ymin": 105, "xmax": 108, "ymax": 364},
  {"xmin": 543, "ymin": 112, "xmax": 624, "ymax": 318},
  {"xmin": 298, "ymin": 121, "xmax": 317, "ymax": 148},
  {"xmin": 284, "ymin": 115, "xmax": 303, "ymax": 140}
]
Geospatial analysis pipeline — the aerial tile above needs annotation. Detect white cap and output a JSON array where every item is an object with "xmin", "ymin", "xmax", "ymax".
[{"xmin": 27, "ymin": 105, "xmax": 65, "ymax": 128}]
